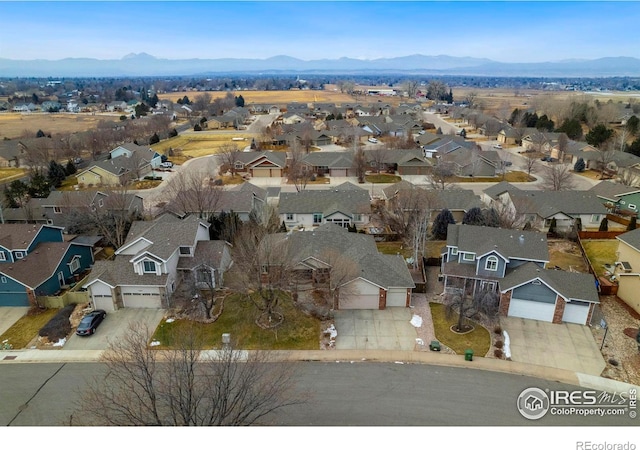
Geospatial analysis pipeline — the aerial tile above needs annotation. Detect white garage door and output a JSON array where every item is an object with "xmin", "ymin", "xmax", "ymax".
[
  {"xmin": 122, "ymin": 289, "xmax": 162, "ymax": 308},
  {"xmin": 508, "ymin": 298, "xmax": 555, "ymax": 322},
  {"xmin": 386, "ymin": 288, "xmax": 408, "ymax": 307},
  {"xmin": 92, "ymin": 294, "xmax": 115, "ymax": 311},
  {"xmin": 562, "ymin": 301, "xmax": 591, "ymax": 325},
  {"xmin": 339, "ymin": 294, "xmax": 379, "ymax": 309}
]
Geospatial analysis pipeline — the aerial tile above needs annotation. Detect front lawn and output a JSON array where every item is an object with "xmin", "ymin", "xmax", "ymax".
[
  {"xmin": 453, "ymin": 171, "xmax": 535, "ymax": 183},
  {"xmin": 152, "ymin": 292, "xmax": 320, "ymax": 350},
  {"xmin": 0, "ymin": 308, "xmax": 58, "ymax": 349},
  {"xmin": 429, "ymin": 302, "xmax": 491, "ymax": 356},
  {"xmin": 365, "ymin": 174, "xmax": 402, "ymax": 183},
  {"xmin": 0, "ymin": 167, "xmax": 28, "ymax": 183}
]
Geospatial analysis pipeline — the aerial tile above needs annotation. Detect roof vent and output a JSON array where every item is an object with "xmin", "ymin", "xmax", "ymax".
[{"xmin": 519, "ymin": 234, "xmax": 524, "ymax": 243}]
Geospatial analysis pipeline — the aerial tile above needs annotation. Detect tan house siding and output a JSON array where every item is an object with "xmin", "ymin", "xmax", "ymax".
[
  {"xmin": 77, "ymin": 167, "xmax": 121, "ymax": 187},
  {"xmin": 615, "ymin": 240, "xmax": 640, "ymax": 315}
]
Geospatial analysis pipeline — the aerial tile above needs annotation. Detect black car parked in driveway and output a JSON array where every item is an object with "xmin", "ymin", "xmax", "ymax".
[{"xmin": 76, "ymin": 310, "xmax": 107, "ymax": 336}]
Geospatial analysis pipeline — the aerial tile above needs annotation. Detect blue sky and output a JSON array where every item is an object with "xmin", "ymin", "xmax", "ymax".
[{"xmin": 1, "ymin": 1, "xmax": 639, "ymax": 62}]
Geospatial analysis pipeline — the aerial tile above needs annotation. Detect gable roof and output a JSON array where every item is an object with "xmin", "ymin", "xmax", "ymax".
[
  {"xmin": 278, "ymin": 183, "xmax": 370, "ymax": 216},
  {"xmin": 500, "ymin": 261, "xmax": 599, "ymax": 303},
  {"xmin": 236, "ymin": 151, "xmax": 286, "ymax": 168},
  {"xmin": 446, "ymin": 224, "xmax": 549, "ymax": 262},
  {"xmin": 483, "ymin": 181, "xmax": 520, "ymax": 200},
  {"xmin": 616, "ymin": 227, "xmax": 640, "ymax": 253},
  {"xmin": 508, "ymin": 190, "xmax": 607, "ymax": 218},
  {"xmin": 0, "ymin": 224, "xmax": 62, "ymax": 251},
  {"xmin": 589, "ymin": 180, "xmax": 640, "ymax": 201},
  {"xmin": 0, "ymin": 242, "xmax": 78, "ymax": 289},
  {"xmin": 84, "ymin": 255, "xmax": 168, "ymax": 288},
  {"xmin": 301, "ymin": 152, "xmax": 353, "ymax": 168}
]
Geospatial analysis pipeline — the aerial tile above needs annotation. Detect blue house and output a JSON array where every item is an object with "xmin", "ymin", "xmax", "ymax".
[{"xmin": 0, "ymin": 224, "xmax": 94, "ymax": 306}]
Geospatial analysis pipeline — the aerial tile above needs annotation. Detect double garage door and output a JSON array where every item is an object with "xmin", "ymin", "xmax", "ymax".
[
  {"xmin": 338, "ymin": 288, "xmax": 408, "ymax": 309},
  {"xmin": 122, "ymin": 289, "xmax": 163, "ymax": 308},
  {"xmin": 508, "ymin": 298, "xmax": 591, "ymax": 325}
]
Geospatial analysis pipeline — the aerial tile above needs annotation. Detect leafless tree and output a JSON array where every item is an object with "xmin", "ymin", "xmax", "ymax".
[
  {"xmin": 368, "ymin": 146, "xmax": 390, "ymax": 173},
  {"xmin": 351, "ymin": 147, "xmax": 367, "ymax": 184},
  {"xmin": 595, "ymin": 139, "xmax": 617, "ymax": 179},
  {"xmin": 163, "ymin": 166, "xmax": 223, "ymax": 219},
  {"xmin": 191, "ymin": 93, "xmax": 212, "ymax": 116},
  {"xmin": 523, "ymin": 152, "xmax": 539, "ymax": 176},
  {"xmin": 543, "ymin": 163, "xmax": 577, "ymax": 191},
  {"xmin": 73, "ymin": 322, "xmax": 305, "ymax": 426},
  {"xmin": 557, "ymin": 133, "xmax": 569, "ymax": 162},
  {"xmin": 464, "ymin": 91, "xmax": 478, "ymax": 109},
  {"xmin": 402, "ymin": 80, "xmax": 420, "ymax": 99},
  {"xmin": 491, "ymin": 197, "xmax": 528, "ymax": 229},
  {"xmin": 617, "ymin": 169, "xmax": 640, "ymax": 187},
  {"xmin": 217, "ymin": 142, "xmax": 242, "ymax": 176},
  {"xmin": 427, "ymin": 159, "xmax": 457, "ymax": 190},
  {"xmin": 287, "ymin": 141, "xmax": 312, "ymax": 192}
]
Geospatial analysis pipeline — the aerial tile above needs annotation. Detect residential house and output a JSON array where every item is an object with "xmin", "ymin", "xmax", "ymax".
[
  {"xmin": 0, "ymin": 140, "xmax": 28, "ymax": 167},
  {"xmin": 278, "ymin": 182, "xmax": 371, "ymax": 230},
  {"xmin": 84, "ymin": 214, "xmax": 231, "ymax": 311},
  {"xmin": 234, "ymin": 151, "xmax": 287, "ymax": 178},
  {"xmin": 589, "ymin": 180, "xmax": 640, "ymax": 218},
  {"xmin": 263, "ymin": 224, "xmax": 415, "ymax": 309},
  {"xmin": 76, "ymin": 143, "xmax": 162, "ymax": 186},
  {"xmin": 363, "ymin": 148, "xmax": 431, "ymax": 175},
  {"xmin": 300, "ymin": 152, "xmax": 356, "ymax": 177},
  {"xmin": 0, "ymin": 224, "xmax": 94, "ymax": 306},
  {"xmin": 521, "ymin": 131, "xmax": 564, "ymax": 153},
  {"xmin": 613, "ymin": 228, "xmax": 640, "ymax": 315},
  {"xmin": 441, "ymin": 224, "xmax": 598, "ymax": 325},
  {"xmin": 424, "ymin": 138, "xmax": 502, "ymax": 177},
  {"xmin": 483, "ymin": 183, "xmax": 607, "ymax": 232}
]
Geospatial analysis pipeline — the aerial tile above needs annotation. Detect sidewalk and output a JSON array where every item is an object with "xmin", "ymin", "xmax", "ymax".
[{"xmin": 2, "ymin": 347, "xmax": 637, "ymax": 394}]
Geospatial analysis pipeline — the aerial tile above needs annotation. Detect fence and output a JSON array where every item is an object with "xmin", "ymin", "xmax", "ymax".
[
  {"xmin": 578, "ymin": 230, "xmax": 626, "ymax": 240},
  {"xmin": 36, "ymin": 273, "xmax": 91, "ymax": 308},
  {"xmin": 576, "ymin": 233, "xmax": 619, "ymax": 295}
]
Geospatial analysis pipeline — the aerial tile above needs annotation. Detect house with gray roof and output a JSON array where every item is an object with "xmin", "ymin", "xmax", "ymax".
[
  {"xmin": 235, "ymin": 151, "xmax": 287, "ymax": 178},
  {"xmin": 76, "ymin": 143, "xmax": 161, "ymax": 186},
  {"xmin": 483, "ymin": 183, "xmax": 607, "ymax": 232},
  {"xmin": 442, "ymin": 224, "xmax": 598, "ymax": 325},
  {"xmin": 264, "ymin": 224, "xmax": 414, "ymax": 309},
  {"xmin": 301, "ymin": 152, "xmax": 355, "ymax": 177},
  {"xmin": 278, "ymin": 182, "xmax": 370, "ymax": 230},
  {"xmin": 84, "ymin": 214, "xmax": 231, "ymax": 311},
  {"xmin": 589, "ymin": 180, "xmax": 640, "ymax": 218}
]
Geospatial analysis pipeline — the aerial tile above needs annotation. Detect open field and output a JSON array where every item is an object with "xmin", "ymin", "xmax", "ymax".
[
  {"xmin": 0, "ymin": 112, "xmax": 122, "ymax": 140},
  {"xmin": 152, "ymin": 133, "xmax": 254, "ymax": 158},
  {"xmin": 158, "ymin": 89, "xmax": 356, "ymax": 105}
]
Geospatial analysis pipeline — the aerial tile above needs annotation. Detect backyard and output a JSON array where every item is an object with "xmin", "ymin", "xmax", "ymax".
[
  {"xmin": 581, "ymin": 239, "xmax": 619, "ymax": 277},
  {"xmin": 547, "ymin": 239, "xmax": 589, "ymax": 272}
]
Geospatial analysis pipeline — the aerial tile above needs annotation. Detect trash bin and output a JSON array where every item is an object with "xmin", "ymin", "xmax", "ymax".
[
  {"xmin": 464, "ymin": 349, "xmax": 474, "ymax": 361},
  {"xmin": 429, "ymin": 340, "xmax": 441, "ymax": 352}
]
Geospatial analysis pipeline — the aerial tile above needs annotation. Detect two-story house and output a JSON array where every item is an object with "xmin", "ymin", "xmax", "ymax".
[
  {"xmin": 83, "ymin": 214, "xmax": 232, "ymax": 311},
  {"xmin": 0, "ymin": 224, "xmax": 94, "ymax": 306},
  {"xmin": 278, "ymin": 182, "xmax": 371, "ymax": 230},
  {"xmin": 76, "ymin": 143, "xmax": 162, "ymax": 186},
  {"xmin": 441, "ymin": 224, "xmax": 598, "ymax": 325},
  {"xmin": 589, "ymin": 180, "xmax": 640, "ymax": 218}
]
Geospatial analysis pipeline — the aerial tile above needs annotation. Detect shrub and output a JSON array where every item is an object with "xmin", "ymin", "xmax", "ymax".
[
  {"xmin": 494, "ymin": 349, "xmax": 504, "ymax": 359},
  {"xmin": 494, "ymin": 340, "xmax": 504, "ymax": 349},
  {"xmin": 493, "ymin": 325, "xmax": 503, "ymax": 335},
  {"xmin": 39, "ymin": 305, "xmax": 75, "ymax": 342}
]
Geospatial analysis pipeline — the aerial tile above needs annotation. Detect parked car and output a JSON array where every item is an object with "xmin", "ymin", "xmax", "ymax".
[
  {"xmin": 368, "ymin": 137, "xmax": 378, "ymax": 144},
  {"xmin": 540, "ymin": 156, "xmax": 557, "ymax": 162},
  {"xmin": 160, "ymin": 161, "xmax": 174, "ymax": 168},
  {"xmin": 503, "ymin": 161, "xmax": 513, "ymax": 167},
  {"xmin": 493, "ymin": 144, "xmax": 502, "ymax": 149},
  {"xmin": 76, "ymin": 310, "xmax": 107, "ymax": 336}
]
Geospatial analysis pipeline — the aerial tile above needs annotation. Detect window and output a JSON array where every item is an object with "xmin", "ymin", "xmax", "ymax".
[
  {"xmin": 313, "ymin": 213, "xmax": 322, "ymax": 224},
  {"xmin": 485, "ymin": 256, "xmax": 498, "ymax": 271},
  {"xmin": 591, "ymin": 214, "xmax": 600, "ymax": 223},
  {"xmin": 46, "ymin": 219, "xmax": 53, "ymax": 225},
  {"xmin": 286, "ymin": 213, "xmax": 294, "ymax": 221},
  {"xmin": 179, "ymin": 246, "xmax": 191, "ymax": 256},
  {"xmin": 353, "ymin": 214, "xmax": 362, "ymax": 222},
  {"xmin": 53, "ymin": 206, "xmax": 62, "ymax": 214},
  {"xmin": 235, "ymin": 162, "xmax": 244, "ymax": 170},
  {"xmin": 143, "ymin": 261, "xmax": 156, "ymax": 273},
  {"xmin": 451, "ymin": 248, "xmax": 458, "ymax": 256},
  {"xmin": 462, "ymin": 253, "xmax": 474, "ymax": 261},
  {"xmin": 630, "ymin": 204, "xmax": 637, "ymax": 211},
  {"xmin": 69, "ymin": 257, "xmax": 80, "ymax": 273},
  {"xmin": 15, "ymin": 252, "xmax": 24, "ymax": 260},
  {"xmin": 1, "ymin": 276, "xmax": 6, "ymax": 284},
  {"xmin": 0, "ymin": 252, "xmax": 5, "ymax": 261},
  {"xmin": 98, "ymin": 199, "xmax": 104, "ymax": 208}
]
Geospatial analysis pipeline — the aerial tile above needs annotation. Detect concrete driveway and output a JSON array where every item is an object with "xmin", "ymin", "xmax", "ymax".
[
  {"xmin": 64, "ymin": 309, "xmax": 166, "ymax": 350},
  {"xmin": 501, "ymin": 317, "xmax": 606, "ymax": 376},
  {"xmin": 334, "ymin": 308, "xmax": 417, "ymax": 351},
  {"xmin": 0, "ymin": 307, "xmax": 29, "ymax": 337}
]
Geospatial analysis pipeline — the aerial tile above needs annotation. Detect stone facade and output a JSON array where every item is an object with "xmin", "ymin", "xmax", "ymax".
[
  {"xmin": 552, "ymin": 295, "xmax": 566, "ymax": 324},
  {"xmin": 499, "ymin": 291, "xmax": 512, "ymax": 316}
]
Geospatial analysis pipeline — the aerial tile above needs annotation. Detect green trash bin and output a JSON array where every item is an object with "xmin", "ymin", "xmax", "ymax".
[
  {"xmin": 464, "ymin": 349, "xmax": 474, "ymax": 361},
  {"xmin": 429, "ymin": 340, "xmax": 441, "ymax": 352}
]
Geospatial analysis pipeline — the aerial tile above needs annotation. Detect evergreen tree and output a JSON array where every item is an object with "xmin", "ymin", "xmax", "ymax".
[
  {"xmin": 279, "ymin": 221, "xmax": 287, "ymax": 232},
  {"xmin": 586, "ymin": 124, "xmax": 614, "ymax": 148},
  {"xmin": 149, "ymin": 133, "xmax": 160, "ymax": 145},
  {"xmin": 573, "ymin": 157, "xmax": 586, "ymax": 172},
  {"xmin": 431, "ymin": 209, "xmax": 456, "ymax": 240},
  {"xmin": 65, "ymin": 160, "xmax": 77, "ymax": 176},
  {"xmin": 28, "ymin": 171, "xmax": 51, "ymax": 198},
  {"xmin": 47, "ymin": 160, "xmax": 67, "ymax": 188},
  {"xmin": 168, "ymin": 128, "xmax": 178, "ymax": 138},
  {"xmin": 459, "ymin": 128, "xmax": 467, "ymax": 138},
  {"xmin": 149, "ymin": 94, "xmax": 159, "ymax": 108},
  {"xmin": 235, "ymin": 95, "xmax": 245, "ymax": 107},
  {"xmin": 436, "ymin": 127, "xmax": 443, "ymax": 135},
  {"xmin": 482, "ymin": 208, "xmax": 501, "ymax": 228},
  {"xmin": 462, "ymin": 207, "xmax": 485, "ymax": 226},
  {"xmin": 36, "ymin": 129, "xmax": 46, "ymax": 138},
  {"xmin": 557, "ymin": 118, "xmax": 583, "ymax": 140},
  {"xmin": 548, "ymin": 218, "xmax": 557, "ymax": 235},
  {"xmin": 599, "ymin": 217, "xmax": 609, "ymax": 232},
  {"xmin": 4, "ymin": 180, "xmax": 29, "ymax": 208},
  {"xmin": 194, "ymin": 123, "xmax": 202, "ymax": 131},
  {"xmin": 627, "ymin": 216, "xmax": 637, "ymax": 231}
]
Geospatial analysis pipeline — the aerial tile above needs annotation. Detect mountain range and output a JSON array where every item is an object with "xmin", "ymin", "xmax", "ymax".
[{"xmin": 2, "ymin": 53, "xmax": 640, "ymax": 77}]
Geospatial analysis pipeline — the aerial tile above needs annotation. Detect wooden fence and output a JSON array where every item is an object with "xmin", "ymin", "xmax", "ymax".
[
  {"xmin": 37, "ymin": 274, "xmax": 91, "ymax": 308},
  {"xmin": 576, "ymin": 233, "xmax": 619, "ymax": 295},
  {"xmin": 578, "ymin": 230, "xmax": 626, "ymax": 240}
]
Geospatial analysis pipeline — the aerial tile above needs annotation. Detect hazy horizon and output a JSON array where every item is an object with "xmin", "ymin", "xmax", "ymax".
[{"xmin": 1, "ymin": 1, "xmax": 638, "ymax": 63}]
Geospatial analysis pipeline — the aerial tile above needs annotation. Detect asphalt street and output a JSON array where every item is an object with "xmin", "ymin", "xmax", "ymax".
[{"xmin": 1, "ymin": 361, "xmax": 636, "ymax": 427}]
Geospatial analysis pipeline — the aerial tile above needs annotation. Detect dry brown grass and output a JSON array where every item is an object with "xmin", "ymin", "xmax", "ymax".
[
  {"xmin": 152, "ymin": 133, "xmax": 253, "ymax": 158},
  {"xmin": 0, "ymin": 112, "xmax": 122, "ymax": 139},
  {"xmin": 158, "ymin": 89, "xmax": 356, "ymax": 105},
  {"xmin": 0, "ymin": 167, "xmax": 28, "ymax": 182}
]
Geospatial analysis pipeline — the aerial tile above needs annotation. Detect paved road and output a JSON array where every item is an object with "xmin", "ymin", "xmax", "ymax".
[{"xmin": 1, "ymin": 361, "xmax": 636, "ymax": 426}]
